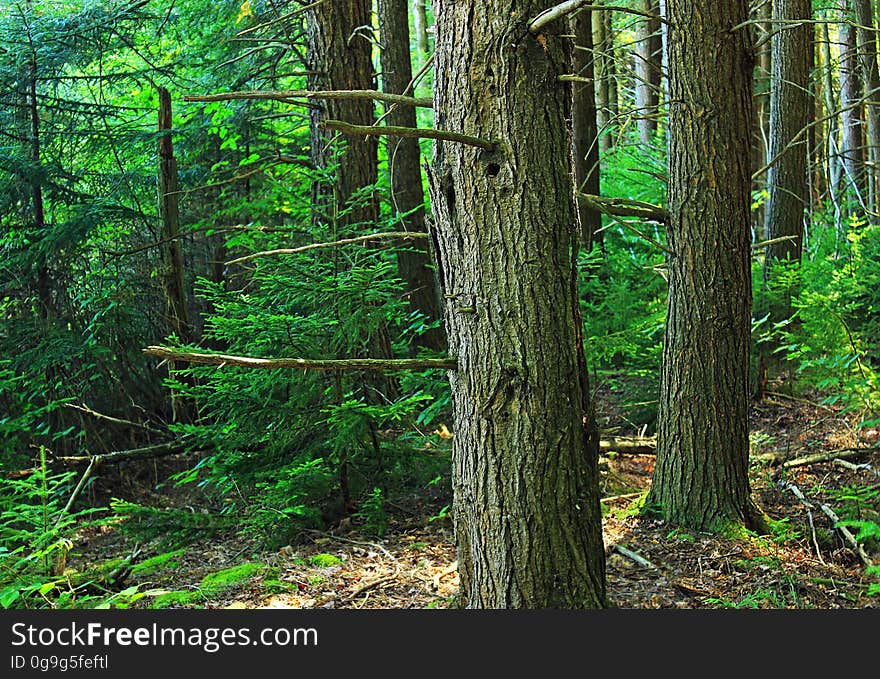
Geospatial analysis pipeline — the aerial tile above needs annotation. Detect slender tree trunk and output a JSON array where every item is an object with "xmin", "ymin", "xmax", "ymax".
[
  {"xmin": 604, "ymin": 10, "xmax": 619, "ymax": 122},
  {"xmin": 853, "ymin": 0, "xmax": 880, "ymax": 217},
  {"xmin": 413, "ymin": 0, "xmax": 430, "ymax": 55},
  {"xmin": 646, "ymin": 0, "xmax": 764, "ymax": 532},
  {"xmin": 592, "ymin": 5, "xmax": 612, "ymax": 152},
  {"xmin": 157, "ymin": 87, "xmax": 191, "ymax": 344},
  {"xmin": 634, "ymin": 0, "xmax": 662, "ymax": 145},
  {"xmin": 378, "ymin": 0, "xmax": 445, "ymax": 351},
  {"xmin": 839, "ymin": 3, "xmax": 867, "ymax": 207},
  {"xmin": 821, "ymin": 22, "xmax": 844, "ymax": 235},
  {"xmin": 571, "ymin": 10, "xmax": 603, "ymax": 250},
  {"xmin": 428, "ymin": 1, "xmax": 606, "ymax": 608},
  {"xmin": 764, "ymin": 0, "xmax": 810, "ymax": 265}
]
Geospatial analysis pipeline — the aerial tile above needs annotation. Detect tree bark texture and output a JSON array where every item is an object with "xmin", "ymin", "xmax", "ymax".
[
  {"xmin": 428, "ymin": 1, "xmax": 606, "ymax": 608},
  {"xmin": 764, "ymin": 0, "xmax": 810, "ymax": 264},
  {"xmin": 571, "ymin": 9, "xmax": 603, "ymax": 250},
  {"xmin": 306, "ymin": 0, "xmax": 378, "ymax": 229},
  {"xmin": 378, "ymin": 0, "xmax": 445, "ymax": 351},
  {"xmin": 646, "ymin": 0, "xmax": 761, "ymax": 531}
]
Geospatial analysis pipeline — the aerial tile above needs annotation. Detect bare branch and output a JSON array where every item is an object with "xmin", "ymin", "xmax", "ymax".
[
  {"xmin": 143, "ymin": 347, "xmax": 458, "ymax": 372},
  {"xmin": 184, "ymin": 89, "xmax": 432, "ymax": 108},
  {"xmin": 529, "ymin": 2, "xmax": 672, "ymax": 35},
  {"xmin": 576, "ymin": 193, "xmax": 668, "ymax": 223},
  {"xmin": 225, "ymin": 231, "xmax": 430, "ymax": 266},
  {"xmin": 320, "ymin": 119, "xmax": 497, "ymax": 152}
]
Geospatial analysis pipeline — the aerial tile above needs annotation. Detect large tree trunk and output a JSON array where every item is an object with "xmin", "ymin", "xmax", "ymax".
[
  {"xmin": 428, "ymin": 1, "xmax": 606, "ymax": 608},
  {"xmin": 571, "ymin": 10, "xmax": 603, "ymax": 250},
  {"xmin": 646, "ymin": 0, "xmax": 764, "ymax": 532},
  {"xmin": 764, "ymin": 0, "xmax": 810, "ymax": 265},
  {"xmin": 377, "ymin": 0, "xmax": 445, "ymax": 351},
  {"xmin": 634, "ymin": 0, "xmax": 662, "ymax": 145}
]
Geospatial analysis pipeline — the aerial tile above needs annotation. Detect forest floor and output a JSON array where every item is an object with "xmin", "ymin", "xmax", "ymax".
[{"xmin": 68, "ymin": 385, "xmax": 880, "ymax": 610}]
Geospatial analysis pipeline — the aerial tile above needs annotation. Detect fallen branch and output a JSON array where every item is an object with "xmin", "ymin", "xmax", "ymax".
[
  {"xmin": 225, "ymin": 231, "xmax": 429, "ymax": 266},
  {"xmin": 53, "ymin": 441, "xmax": 195, "ymax": 465},
  {"xmin": 600, "ymin": 436, "xmax": 656, "ymax": 455},
  {"xmin": 143, "ymin": 346, "xmax": 457, "ymax": 372},
  {"xmin": 780, "ymin": 448, "xmax": 875, "ymax": 469},
  {"xmin": 834, "ymin": 458, "xmax": 880, "ymax": 479},
  {"xmin": 777, "ymin": 480, "xmax": 874, "ymax": 567},
  {"xmin": 611, "ymin": 543, "xmax": 658, "ymax": 569},
  {"xmin": 184, "ymin": 89, "xmax": 432, "ymax": 108},
  {"xmin": 600, "ymin": 491, "xmax": 644, "ymax": 504},
  {"xmin": 321, "ymin": 120, "xmax": 497, "ymax": 152},
  {"xmin": 577, "ymin": 193, "xmax": 668, "ymax": 224}
]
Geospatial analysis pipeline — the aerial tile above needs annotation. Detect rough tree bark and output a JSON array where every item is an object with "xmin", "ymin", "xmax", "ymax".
[
  {"xmin": 377, "ymin": 0, "xmax": 445, "ymax": 351},
  {"xmin": 428, "ymin": 1, "xmax": 606, "ymax": 608},
  {"xmin": 646, "ymin": 0, "xmax": 765, "ymax": 532},
  {"xmin": 571, "ymin": 9, "xmax": 603, "ymax": 250},
  {"xmin": 764, "ymin": 0, "xmax": 811, "ymax": 265}
]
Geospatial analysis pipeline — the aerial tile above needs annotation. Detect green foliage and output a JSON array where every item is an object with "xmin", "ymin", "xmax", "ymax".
[
  {"xmin": 354, "ymin": 487, "xmax": 388, "ymax": 537},
  {"xmin": 308, "ymin": 553, "xmax": 343, "ymax": 568},
  {"xmin": 0, "ymin": 447, "xmax": 99, "ymax": 608},
  {"xmin": 109, "ymin": 499, "xmax": 231, "ymax": 550}
]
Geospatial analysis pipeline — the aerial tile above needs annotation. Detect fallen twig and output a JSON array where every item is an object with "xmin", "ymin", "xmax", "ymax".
[
  {"xmin": 611, "ymin": 543, "xmax": 658, "ymax": 569},
  {"xmin": 777, "ymin": 480, "xmax": 874, "ymax": 567}
]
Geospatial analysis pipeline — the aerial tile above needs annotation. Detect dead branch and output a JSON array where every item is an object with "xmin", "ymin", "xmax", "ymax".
[
  {"xmin": 528, "ymin": 2, "xmax": 672, "ymax": 35},
  {"xmin": 320, "ymin": 120, "xmax": 497, "ymax": 152},
  {"xmin": 53, "ymin": 441, "xmax": 196, "ymax": 465},
  {"xmin": 184, "ymin": 89, "xmax": 432, "ymax": 108},
  {"xmin": 600, "ymin": 435, "xmax": 656, "ymax": 454},
  {"xmin": 225, "ymin": 231, "xmax": 429, "ymax": 266},
  {"xmin": 143, "ymin": 346, "xmax": 458, "ymax": 372},
  {"xmin": 576, "ymin": 193, "xmax": 668, "ymax": 224},
  {"xmin": 780, "ymin": 448, "xmax": 875, "ymax": 469},
  {"xmin": 777, "ymin": 480, "xmax": 874, "ymax": 567},
  {"xmin": 611, "ymin": 543, "xmax": 658, "ymax": 569}
]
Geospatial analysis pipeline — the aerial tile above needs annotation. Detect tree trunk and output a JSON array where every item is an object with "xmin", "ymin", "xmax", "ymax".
[
  {"xmin": 839, "ymin": 3, "xmax": 867, "ymax": 207},
  {"xmin": 378, "ymin": 0, "xmax": 445, "ymax": 352},
  {"xmin": 604, "ymin": 10, "xmax": 619, "ymax": 123},
  {"xmin": 413, "ymin": 0, "xmax": 430, "ymax": 55},
  {"xmin": 307, "ymin": 1, "xmax": 398, "ymax": 402},
  {"xmin": 646, "ymin": 0, "xmax": 764, "ymax": 532},
  {"xmin": 592, "ymin": 5, "xmax": 612, "ymax": 152},
  {"xmin": 428, "ymin": 1, "xmax": 606, "ymax": 608},
  {"xmin": 853, "ymin": 0, "xmax": 880, "ymax": 217},
  {"xmin": 306, "ymin": 0, "xmax": 378, "ymax": 229},
  {"xmin": 157, "ymin": 87, "xmax": 191, "ymax": 344},
  {"xmin": 634, "ymin": 0, "xmax": 662, "ymax": 145},
  {"xmin": 571, "ymin": 10, "xmax": 603, "ymax": 250},
  {"xmin": 764, "ymin": 0, "xmax": 810, "ymax": 265}
]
